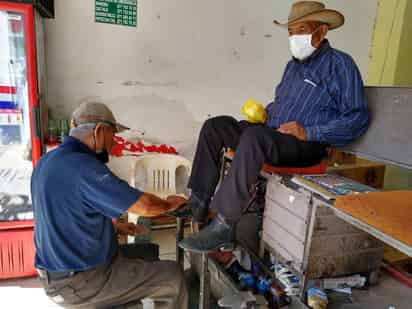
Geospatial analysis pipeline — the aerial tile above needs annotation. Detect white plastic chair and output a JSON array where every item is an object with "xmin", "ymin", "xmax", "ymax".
[{"xmin": 128, "ymin": 154, "xmax": 192, "ymax": 243}]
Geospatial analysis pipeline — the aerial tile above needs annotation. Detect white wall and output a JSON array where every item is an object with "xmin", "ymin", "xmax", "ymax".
[{"xmin": 44, "ymin": 0, "xmax": 378, "ymax": 151}]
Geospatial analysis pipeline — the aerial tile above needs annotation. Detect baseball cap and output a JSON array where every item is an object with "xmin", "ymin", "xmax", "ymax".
[{"xmin": 71, "ymin": 102, "xmax": 129, "ymax": 133}]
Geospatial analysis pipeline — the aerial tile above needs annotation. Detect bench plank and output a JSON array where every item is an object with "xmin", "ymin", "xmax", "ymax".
[{"xmin": 347, "ymin": 87, "xmax": 412, "ymax": 169}]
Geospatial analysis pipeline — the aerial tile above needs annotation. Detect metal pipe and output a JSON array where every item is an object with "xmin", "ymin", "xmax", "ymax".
[
  {"xmin": 176, "ymin": 217, "xmax": 184, "ymax": 269},
  {"xmin": 199, "ymin": 252, "xmax": 210, "ymax": 309}
]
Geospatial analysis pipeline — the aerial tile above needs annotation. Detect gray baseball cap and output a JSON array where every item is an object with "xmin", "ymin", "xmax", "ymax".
[{"xmin": 71, "ymin": 102, "xmax": 129, "ymax": 132}]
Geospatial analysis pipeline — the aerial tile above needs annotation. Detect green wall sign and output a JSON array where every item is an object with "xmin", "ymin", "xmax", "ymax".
[{"xmin": 95, "ymin": 0, "xmax": 137, "ymax": 27}]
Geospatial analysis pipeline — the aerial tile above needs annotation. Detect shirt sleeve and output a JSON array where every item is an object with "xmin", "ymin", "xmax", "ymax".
[
  {"xmin": 79, "ymin": 159, "xmax": 143, "ymax": 218},
  {"xmin": 265, "ymin": 60, "xmax": 293, "ymax": 128},
  {"xmin": 305, "ymin": 56, "xmax": 370, "ymax": 147}
]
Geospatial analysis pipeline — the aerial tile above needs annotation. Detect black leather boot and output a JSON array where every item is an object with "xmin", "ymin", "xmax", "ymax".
[
  {"xmin": 168, "ymin": 192, "xmax": 211, "ymax": 223},
  {"xmin": 178, "ymin": 214, "xmax": 236, "ymax": 253}
]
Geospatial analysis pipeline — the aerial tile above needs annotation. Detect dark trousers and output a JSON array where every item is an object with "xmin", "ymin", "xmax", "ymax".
[{"xmin": 188, "ymin": 116, "xmax": 327, "ymax": 222}]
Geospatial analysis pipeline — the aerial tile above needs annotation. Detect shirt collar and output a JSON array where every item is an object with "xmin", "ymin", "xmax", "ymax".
[
  {"xmin": 293, "ymin": 39, "xmax": 331, "ymax": 64},
  {"xmin": 62, "ymin": 136, "xmax": 96, "ymax": 156}
]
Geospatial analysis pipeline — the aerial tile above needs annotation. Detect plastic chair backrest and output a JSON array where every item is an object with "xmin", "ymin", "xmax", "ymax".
[{"xmin": 130, "ymin": 154, "xmax": 192, "ymax": 198}]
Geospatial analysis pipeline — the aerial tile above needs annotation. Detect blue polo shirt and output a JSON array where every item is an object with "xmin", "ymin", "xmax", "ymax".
[{"xmin": 31, "ymin": 136, "xmax": 143, "ymax": 272}]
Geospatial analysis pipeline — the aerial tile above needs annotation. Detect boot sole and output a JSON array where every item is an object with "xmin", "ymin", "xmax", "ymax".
[{"xmin": 178, "ymin": 241, "xmax": 235, "ymax": 253}]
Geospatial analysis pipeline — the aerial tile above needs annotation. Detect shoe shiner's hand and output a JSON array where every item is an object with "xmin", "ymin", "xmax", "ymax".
[
  {"xmin": 166, "ymin": 195, "xmax": 188, "ymax": 212},
  {"xmin": 115, "ymin": 222, "xmax": 149, "ymax": 236}
]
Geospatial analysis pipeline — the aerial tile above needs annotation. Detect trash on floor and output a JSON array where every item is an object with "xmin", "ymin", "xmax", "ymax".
[
  {"xmin": 309, "ymin": 274, "xmax": 367, "ymax": 290},
  {"xmin": 307, "ymin": 288, "xmax": 328, "ymax": 309}
]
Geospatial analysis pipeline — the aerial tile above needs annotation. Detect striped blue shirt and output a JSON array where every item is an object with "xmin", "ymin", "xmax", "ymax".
[{"xmin": 266, "ymin": 40, "xmax": 370, "ymax": 147}]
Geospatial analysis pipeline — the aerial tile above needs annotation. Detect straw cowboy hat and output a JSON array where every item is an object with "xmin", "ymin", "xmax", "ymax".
[{"xmin": 274, "ymin": 1, "xmax": 345, "ymax": 30}]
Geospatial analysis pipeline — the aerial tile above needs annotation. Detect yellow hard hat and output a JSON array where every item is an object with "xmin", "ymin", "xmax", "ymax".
[{"xmin": 241, "ymin": 99, "xmax": 267, "ymax": 124}]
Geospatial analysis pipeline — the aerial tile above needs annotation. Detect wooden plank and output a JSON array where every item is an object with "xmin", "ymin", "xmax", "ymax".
[
  {"xmin": 312, "ymin": 215, "xmax": 360, "ymax": 237},
  {"xmin": 346, "ymin": 87, "xmax": 412, "ymax": 169},
  {"xmin": 263, "ymin": 216, "xmax": 305, "ymax": 263},
  {"xmin": 266, "ymin": 178, "xmax": 311, "ymax": 220},
  {"xmin": 310, "ymin": 234, "xmax": 383, "ymax": 256},
  {"xmin": 325, "ymin": 149, "xmax": 356, "ymax": 165},
  {"xmin": 328, "ymin": 158, "xmax": 386, "ymax": 189},
  {"xmin": 264, "ymin": 198, "xmax": 308, "ymax": 242},
  {"xmin": 306, "ymin": 249, "xmax": 383, "ymax": 279},
  {"xmin": 314, "ymin": 205, "xmax": 335, "ymax": 216},
  {"xmin": 262, "ymin": 231, "xmax": 303, "ymax": 269},
  {"xmin": 328, "ymin": 158, "xmax": 384, "ymax": 170}
]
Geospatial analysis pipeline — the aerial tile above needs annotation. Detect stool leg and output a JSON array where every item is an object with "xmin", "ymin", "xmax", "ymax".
[
  {"xmin": 176, "ymin": 217, "xmax": 184, "ymax": 269},
  {"xmin": 199, "ymin": 252, "xmax": 210, "ymax": 309}
]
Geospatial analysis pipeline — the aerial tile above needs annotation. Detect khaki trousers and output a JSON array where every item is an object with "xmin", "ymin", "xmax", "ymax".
[{"xmin": 41, "ymin": 252, "xmax": 188, "ymax": 309}]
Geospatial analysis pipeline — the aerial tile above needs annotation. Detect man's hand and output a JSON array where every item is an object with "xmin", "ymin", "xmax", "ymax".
[
  {"xmin": 277, "ymin": 121, "xmax": 307, "ymax": 141},
  {"xmin": 115, "ymin": 222, "xmax": 148, "ymax": 236},
  {"xmin": 128, "ymin": 193, "xmax": 188, "ymax": 217},
  {"xmin": 166, "ymin": 195, "xmax": 188, "ymax": 212}
]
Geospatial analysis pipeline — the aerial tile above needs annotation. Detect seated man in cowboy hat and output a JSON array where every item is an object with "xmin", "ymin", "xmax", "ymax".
[{"xmin": 177, "ymin": 1, "xmax": 370, "ymax": 252}]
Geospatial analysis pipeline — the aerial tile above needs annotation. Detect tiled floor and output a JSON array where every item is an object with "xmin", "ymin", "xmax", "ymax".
[
  {"xmin": 0, "ymin": 279, "xmax": 59, "ymax": 308},
  {"xmin": 1, "ymin": 228, "xmax": 412, "ymax": 308},
  {"xmin": 329, "ymin": 272, "xmax": 412, "ymax": 309},
  {"xmin": 0, "ymin": 227, "xmax": 189, "ymax": 309}
]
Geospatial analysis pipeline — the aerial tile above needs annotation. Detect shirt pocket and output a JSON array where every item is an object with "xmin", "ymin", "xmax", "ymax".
[
  {"xmin": 298, "ymin": 77, "xmax": 324, "ymax": 105},
  {"xmin": 302, "ymin": 75, "xmax": 333, "ymax": 111}
]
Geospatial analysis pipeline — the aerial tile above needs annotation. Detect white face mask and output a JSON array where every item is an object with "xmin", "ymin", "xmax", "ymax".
[{"xmin": 289, "ymin": 33, "xmax": 317, "ymax": 61}]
